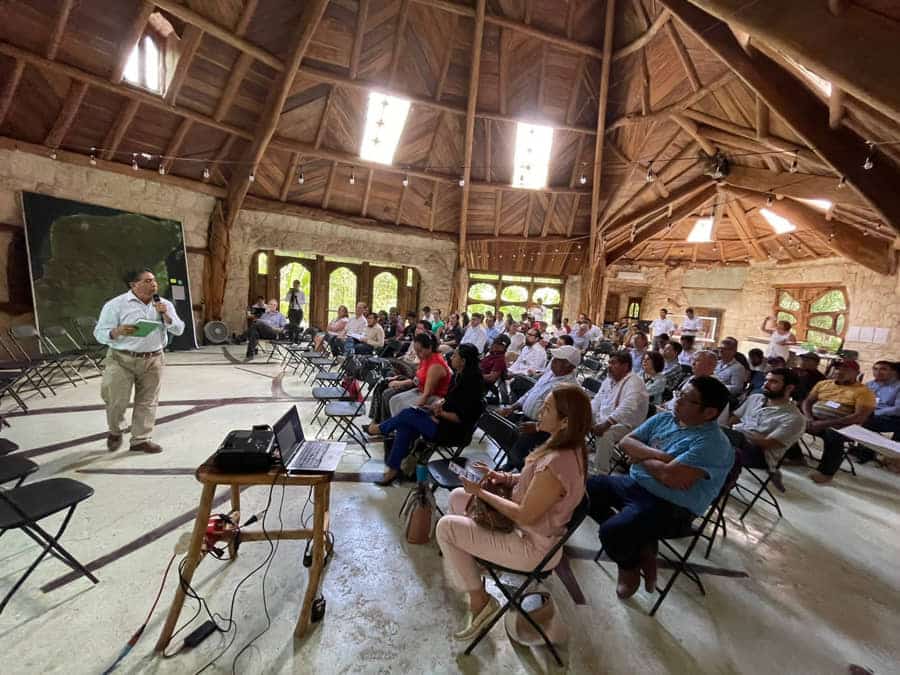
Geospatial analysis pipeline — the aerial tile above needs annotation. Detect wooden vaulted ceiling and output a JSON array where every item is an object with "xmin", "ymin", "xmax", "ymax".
[{"xmin": 0, "ymin": 0, "xmax": 898, "ymax": 277}]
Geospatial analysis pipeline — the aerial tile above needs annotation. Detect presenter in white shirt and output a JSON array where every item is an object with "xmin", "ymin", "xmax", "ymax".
[
  {"xmin": 679, "ymin": 307, "xmax": 702, "ymax": 336},
  {"xmin": 94, "ymin": 269, "xmax": 185, "ymax": 453},
  {"xmin": 283, "ymin": 279, "xmax": 306, "ymax": 331}
]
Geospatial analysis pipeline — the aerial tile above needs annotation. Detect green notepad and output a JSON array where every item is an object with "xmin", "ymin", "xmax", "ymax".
[{"xmin": 132, "ymin": 320, "xmax": 164, "ymax": 337}]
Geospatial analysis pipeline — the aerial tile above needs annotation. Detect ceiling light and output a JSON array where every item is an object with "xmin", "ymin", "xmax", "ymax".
[
  {"xmin": 863, "ymin": 142, "xmax": 875, "ymax": 170},
  {"xmin": 789, "ymin": 153, "xmax": 799, "ymax": 173},
  {"xmin": 349, "ymin": 171, "xmax": 356, "ymax": 185},
  {"xmin": 89, "ymin": 147, "xmax": 97, "ymax": 166},
  {"xmin": 837, "ymin": 176, "xmax": 846, "ymax": 189},
  {"xmin": 513, "ymin": 122, "xmax": 553, "ymax": 188},
  {"xmin": 132, "ymin": 153, "xmax": 139, "ymax": 170},
  {"xmin": 645, "ymin": 166, "xmax": 656, "ymax": 183},
  {"xmin": 402, "ymin": 174, "xmax": 409, "ymax": 187},
  {"xmin": 360, "ymin": 92, "xmax": 411, "ymax": 164},
  {"xmin": 760, "ymin": 208, "xmax": 796, "ymax": 234},
  {"xmin": 297, "ymin": 171, "xmax": 305, "ymax": 185},
  {"xmin": 458, "ymin": 176, "xmax": 465, "ymax": 187},
  {"xmin": 158, "ymin": 164, "xmax": 166, "ymax": 175},
  {"xmin": 202, "ymin": 167, "xmax": 210, "ymax": 181},
  {"xmin": 766, "ymin": 193, "xmax": 774, "ymax": 207}
]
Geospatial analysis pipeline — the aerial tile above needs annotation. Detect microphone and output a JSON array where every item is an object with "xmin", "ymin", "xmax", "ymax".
[{"xmin": 152, "ymin": 293, "xmax": 165, "ymax": 320}]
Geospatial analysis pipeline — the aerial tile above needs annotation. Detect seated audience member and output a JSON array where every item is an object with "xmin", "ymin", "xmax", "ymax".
[
  {"xmin": 436, "ymin": 385, "xmax": 589, "ymax": 638},
  {"xmin": 499, "ymin": 346, "xmax": 581, "ymax": 470},
  {"xmin": 313, "ymin": 305, "xmax": 350, "ymax": 353},
  {"xmin": 679, "ymin": 307, "xmax": 701, "ymax": 336},
  {"xmin": 242, "ymin": 299, "xmax": 287, "ymax": 359},
  {"xmin": 506, "ymin": 322, "xmax": 525, "ymax": 355},
  {"xmin": 508, "ymin": 327, "xmax": 548, "ymax": 377},
  {"xmin": 724, "ymin": 368, "xmax": 806, "ymax": 492},
  {"xmin": 642, "ymin": 351, "xmax": 667, "ymax": 406},
  {"xmin": 803, "ymin": 359, "xmax": 876, "ymax": 484},
  {"xmin": 561, "ymin": 317, "xmax": 572, "ymax": 334},
  {"xmin": 629, "ymin": 332, "xmax": 650, "ymax": 374},
  {"xmin": 662, "ymin": 342, "xmax": 684, "ymax": 391},
  {"xmin": 590, "ymin": 351, "xmax": 649, "ymax": 471},
  {"xmin": 342, "ymin": 302, "xmax": 370, "ymax": 356},
  {"xmin": 665, "ymin": 351, "xmax": 730, "ymax": 426},
  {"xmin": 383, "ymin": 332, "xmax": 453, "ymax": 418},
  {"xmin": 369, "ymin": 344, "xmax": 485, "ymax": 485},
  {"xmin": 572, "ymin": 321, "xmax": 591, "ymax": 352},
  {"xmin": 864, "ymin": 360, "xmax": 900, "ymax": 440},
  {"xmin": 349, "ymin": 312, "xmax": 385, "ymax": 355},
  {"xmin": 748, "ymin": 348, "xmax": 765, "ymax": 372},
  {"xmin": 377, "ymin": 310, "xmax": 389, "ymax": 331},
  {"xmin": 556, "ymin": 334, "xmax": 574, "ymax": 347},
  {"xmin": 654, "ymin": 333, "xmax": 671, "ymax": 353},
  {"xmin": 401, "ymin": 311, "xmax": 418, "ymax": 339},
  {"xmin": 457, "ymin": 313, "xmax": 488, "ymax": 353},
  {"xmin": 761, "ymin": 317, "xmax": 797, "ymax": 361},
  {"xmin": 484, "ymin": 316, "xmax": 501, "ymax": 342},
  {"xmin": 790, "ymin": 352, "xmax": 825, "ymax": 403},
  {"xmin": 678, "ymin": 335, "xmax": 697, "ymax": 366},
  {"xmin": 587, "ymin": 377, "xmax": 733, "ymax": 599},
  {"xmin": 422, "ymin": 306, "xmax": 435, "ymax": 324},
  {"xmin": 247, "ymin": 295, "xmax": 267, "ymax": 318},
  {"xmin": 587, "ymin": 320, "xmax": 603, "ymax": 344},
  {"xmin": 431, "ymin": 308, "xmax": 445, "ymax": 334},
  {"xmin": 370, "ymin": 321, "xmax": 431, "ymax": 423},
  {"xmin": 480, "ymin": 335, "xmax": 509, "ymax": 386},
  {"xmin": 715, "ymin": 337, "xmax": 748, "ymax": 401},
  {"xmin": 439, "ymin": 313, "xmax": 463, "ymax": 349},
  {"xmin": 385, "ymin": 308, "xmax": 402, "ymax": 340}
]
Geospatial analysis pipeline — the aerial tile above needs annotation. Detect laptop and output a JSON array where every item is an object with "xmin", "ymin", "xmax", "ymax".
[{"xmin": 273, "ymin": 406, "xmax": 345, "ymax": 474}]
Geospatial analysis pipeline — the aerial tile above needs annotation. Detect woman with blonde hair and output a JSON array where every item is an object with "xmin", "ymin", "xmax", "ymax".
[
  {"xmin": 436, "ymin": 384, "xmax": 591, "ymax": 639},
  {"xmin": 314, "ymin": 305, "xmax": 349, "ymax": 352}
]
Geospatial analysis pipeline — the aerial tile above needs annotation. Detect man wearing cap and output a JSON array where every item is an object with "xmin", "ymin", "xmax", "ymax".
[
  {"xmin": 803, "ymin": 359, "xmax": 876, "ymax": 484},
  {"xmin": 497, "ymin": 345, "xmax": 580, "ymax": 470}
]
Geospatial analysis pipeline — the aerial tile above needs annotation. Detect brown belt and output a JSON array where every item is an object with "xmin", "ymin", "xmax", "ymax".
[{"xmin": 118, "ymin": 349, "xmax": 162, "ymax": 359}]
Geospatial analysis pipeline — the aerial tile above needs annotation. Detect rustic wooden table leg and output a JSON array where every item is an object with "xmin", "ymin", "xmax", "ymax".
[
  {"xmin": 154, "ymin": 482, "xmax": 216, "ymax": 652},
  {"xmin": 228, "ymin": 484, "xmax": 241, "ymax": 559},
  {"xmin": 295, "ymin": 480, "xmax": 329, "ymax": 638}
]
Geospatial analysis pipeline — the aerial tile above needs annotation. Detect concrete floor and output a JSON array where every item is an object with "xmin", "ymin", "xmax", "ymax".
[{"xmin": 1, "ymin": 346, "xmax": 898, "ymax": 674}]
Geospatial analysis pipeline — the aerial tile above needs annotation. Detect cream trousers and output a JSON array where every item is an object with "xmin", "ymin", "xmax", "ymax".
[{"xmin": 100, "ymin": 349, "xmax": 164, "ymax": 443}]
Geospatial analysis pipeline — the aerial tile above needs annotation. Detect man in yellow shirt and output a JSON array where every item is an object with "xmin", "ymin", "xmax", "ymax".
[{"xmin": 802, "ymin": 360, "xmax": 876, "ymax": 484}]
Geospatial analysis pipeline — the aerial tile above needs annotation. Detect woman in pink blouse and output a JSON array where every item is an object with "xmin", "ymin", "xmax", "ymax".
[
  {"xmin": 313, "ymin": 305, "xmax": 349, "ymax": 352},
  {"xmin": 436, "ymin": 384, "xmax": 590, "ymax": 639}
]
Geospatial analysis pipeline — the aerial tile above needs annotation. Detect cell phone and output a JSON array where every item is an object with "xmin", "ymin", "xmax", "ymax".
[{"xmin": 448, "ymin": 461, "xmax": 484, "ymax": 483}]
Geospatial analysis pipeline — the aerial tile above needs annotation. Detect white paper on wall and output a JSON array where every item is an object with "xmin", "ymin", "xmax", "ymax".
[
  {"xmin": 859, "ymin": 327, "xmax": 874, "ymax": 343},
  {"xmin": 873, "ymin": 328, "xmax": 889, "ymax": 345},
  {"xmin": 172, "ymin": 286, "xmax": 186, "ymax": 301},
  {"xmin": 846, "ymin": 326, "xmax": 860, "ymax": 341}
]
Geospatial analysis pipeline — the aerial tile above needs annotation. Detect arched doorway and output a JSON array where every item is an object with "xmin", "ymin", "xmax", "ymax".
[
  {"xmin": 371, "ymin": 270, "xmax": 399, "ymax": 314},
  {"xmin": 328, "ymin": 266, "xmax": 357, "ymax": 320},
  {"xmin": 278, "ymin": 261, "xmax": 312, "ymax": 322}
]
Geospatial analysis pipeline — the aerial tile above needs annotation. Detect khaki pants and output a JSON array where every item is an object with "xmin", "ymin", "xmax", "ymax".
[
  {"xmin": 101, "ymin": 349, "xmax": 164, "ymax": 444},
  {"xmin": 592, "ymin": 423, "xmax": 632, "ymax": 472}
]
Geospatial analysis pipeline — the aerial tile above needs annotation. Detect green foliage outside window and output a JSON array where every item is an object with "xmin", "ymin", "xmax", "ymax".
[
  {"xmin": 278, "ymin": 263, "xmax": 311, "ymax": 316},
  {"xmin": 777, "ymin": 311, "xmax": 797, "ymax": 325},
  {"xmin": 499, "ymin": 305, "xmax": 527, "ymax": 320},
  {"xmin": 372, "ymin": 272, "xmax": 399, "ymax": 313},
  {"xmin": 328, "ymin": 266, "xmax": 357, "ymax": 320},
  {"xmin": 533, "ymin": 287, "xmax": 561, "ymax": 305},
  {"xmin": 810, "ymin": 290, "xmax": 847, "ymax": 313},
  {"xmin": 806, "ymin": 330, "xmax": 843, "ymax": 351},
  {"xmin": 467, "ymin": 303, "xmax": 494, "ymax": 316},
  {"xmin": 808, "ymin": 314, "xmax": 834, "ymax": 330},
  {"xmin": 501, "ymin": 285, "xmax": 528, "ymax": 303},
  {"xmin": 257, "ymin": 252, "xmax": 268, "ymax": 275},
  {"xmin": 778, "ymin": 291, "xmax": 800, "ymax": 311}
]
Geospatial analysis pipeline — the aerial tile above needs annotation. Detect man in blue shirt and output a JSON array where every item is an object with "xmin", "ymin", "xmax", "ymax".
[
  {"xmin": 587, "ymin": 376, "xmax": 733, "ymax": 600},
  {"xmin": 242, "ymin": 299, "xmax": 287, "ymax": 360},
  {"xmin": 865, "ymin": 360, "xmax": 900, "ymax": 440}
]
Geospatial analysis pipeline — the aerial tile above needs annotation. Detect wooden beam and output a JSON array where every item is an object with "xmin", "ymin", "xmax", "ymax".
[
  {"xmin": 498, "ymin": 28, "xmax": 509, "ymax": 116},
  {"xmin": 722, "ymin": 165, "xmax": 868, "ymax": 209},
  {"xmin": 537, "ymin": 42, "xmax": 547, "ymax": 111},
  {"xmin": 457, "ymin": 0, "xmax": 486, "ymax": 267},
  {"xmin": 540, "ymin": 193, "xmax": 558, "ymax": 237},
  {"xmin": 395, "ymin": 180, "xmax": 408, "ymax": 225},
  {"xmin": 0, "ymin": 136, "xmax": 226, "ymax": 198},
  {"xmin": 389, "ymin": 0, "xmax": 411, "ymax": 87},
  {"xmin": 214, "ymin": 53, "xmax": 252, "ymax": 121},
  {"xmin": 606, "ymin": 184, "xmax": 717, "ymax": 263},
  {"xmin": 639, "ymin": 48, "xmax": 651, "ymax": 116},
  {"xmin": 687, "ymin": 0, "xmax": 900, "ymax": 122},
  {"xmin": 165, "ymin": 24, "xmax": 203, "ymax": 106},
  {"xmin": 724, "ymin": 200, "xmax": 766, "ymax": 260},
  {"xmin": 314, "ymin": 87, "xmax": 335, "ymax": 149},
  {"xmin": 159, "ymin": 118, "xmax": 193, "ymax": 173},
  {"xmin": 664, "ymin": 20, "xmax": 701, "ymax": 92},
  {"xmin": 321, "ymin": 160, "xmax": 337, "ymax": 210},
  {"xmin": 565, "ymin": 57, "xmax": 585, "ymax": 126},
  {"xmin": 671, "ymin": 113, "xmax": 715, "ymax": 155},
  {"xmin": 567, "ymin": 195, "xmax": 580, "ymax": 236},
  {"xmin": 361, "ymin": 168, "xmax": 374, "ymax": 217},
  {"xmin": 523, "ymin": 194, "xmax": 534, "ymax": 238},
  {"xmin": 722, "ymin": 185, "xmax": 894, "ymax": 274},
  {"xmin": 111, "ymin": 3, "xmax": 154, "ymax": 84},
  {"xmin": 349, "ymin": 0, "xmax": 369, "ymax": 80},
  {"xmin": 101, "ymin": 99, "xmax": 140, "ymax": 161},
  {"xmin": 659, "ymin": 0, "xmax": 900, "ymax": 234},
  {"xmin": 46, "ymin": 0, "xmax": 75, "ymax": 60},
  {"xmin": 44, "ymin": 81, "xmax": 88, "ymax": 149},
  {"xmin": 485, "ymin": 120, "xmax": 492, "ymax": 183},
  {"xmin": 429, "ymin": 182, "xmax": 439, "ymax": 232},
  {"xmin": 280, "ymin": 151, "xmax": 301, "ymax": 201},
  {"xmin": 829, "ymin": 87, "xmax": 845, "ymax": 130},
  {"xmin": 493, "ymin": 190, "xmax": 503, "ymax": 236},
  {"xmin": 434, "ymin": 13, "xmax": 456, "ymax": 101},
  {"xmin": 0, "ymin": 60, "xmax": 25, "ymax": 127},
  {"xmin": 614, "ymin": 10, "xmax": 671, "ymax": 60},
  {"xmin": 604, "ymin": 175, "xmax": 715, "ymax": 238},
  {"xmin": 581, "ymin": 0, "xmax": 616, "ymax": 322},
  {"xmin": 566, "ymin": 1, "xmax": 578, "ymax": 39}
]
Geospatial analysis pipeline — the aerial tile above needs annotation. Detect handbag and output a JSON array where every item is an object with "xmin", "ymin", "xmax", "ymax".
[
  {"xmin": 401, "ymin": 483, "xmax": 435, "ymax": 544},
  {"xmin": 467, "ymin": 480, "xmax": 515, "ymax": 533}
]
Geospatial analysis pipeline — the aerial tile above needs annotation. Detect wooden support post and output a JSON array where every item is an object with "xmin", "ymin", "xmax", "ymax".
[
  {"xmin": 44, "ymin": 81, "xmax": 88, "ymax": 149},
  {"xmin": 350, "ymin": 0, "xmax": 369, "ymax": 80},
  {"xmin": 46, "ymin": 0, "xmax": 75, "ymax": 60},
  {"xmin": 0, "ymin": 60, "xmax": 25, "ymax": 127},
  {"xmin": 166, "ymin": 25, "xmax": 203, "ymax": 106},
  {"xmin": 102, "ymin": 99, "xmax": 140, "ymax": 161}
]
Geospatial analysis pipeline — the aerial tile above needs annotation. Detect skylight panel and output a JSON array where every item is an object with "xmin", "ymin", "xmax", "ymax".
[
  {"xmin": 360, "ymin": 92, "xmax": 411, "ymax": 165},
  {"xmin": 760, "ymin": 208, "xmax": 797, "ymax": 234},
  {"xmin": 124, "ymin": 46, "xmax": 140, "ymax": 84},
  {"xmin": 686, "ymin": 217, "xmax": 714, "ymax": 243},
  {"xmin": 796, "ymin": 198, "xmax": 833, "ymax": 211},
  {"xmin": 513, "ymin": 123, "xmax": 554, "ymax": 189},
  {"xmin": 144, "ymin": 37, "xmax": 159, "ymax": 92}
]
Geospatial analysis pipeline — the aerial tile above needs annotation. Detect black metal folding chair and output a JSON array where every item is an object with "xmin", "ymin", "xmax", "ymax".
[
  {"xmin": 0, "ymin": 337, "xmax": 58, "ymax": 400},
  {"xmin": 474, "ymin": 409, "xmax": 519, "ymax": 468},
  {"xmin": 0, "ymin": 455, "xmax": 38, "ymax": 488},
  {"xmin": 464, "ymin": 496, "xmax": 590, "ymax": 666},
  {"xmin": 0, "ymin": 477, "xmax": 98, "ymax": 613},
  {"xmin": 42, "ymin": 326, "xmax": 103, "ymax": 376},
  {"xmin": 6, "ymin": 326, "xmax": 84, "ymax": 388},
  {"xmin": 731, "ymin": 452, "xmax": 786, "ymax": 520},
  {"xmin": 800, "ymin": 433, "xmax": 856, "ymax": 476},
  {"xmin": 321, "ymin": 370, "xmax": 378, "ymax": 455}
]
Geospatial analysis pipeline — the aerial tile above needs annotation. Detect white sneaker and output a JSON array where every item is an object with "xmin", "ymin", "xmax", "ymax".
[{"xmin": 454, "ymin": 596, "xmax": 500, "ymax": 640}]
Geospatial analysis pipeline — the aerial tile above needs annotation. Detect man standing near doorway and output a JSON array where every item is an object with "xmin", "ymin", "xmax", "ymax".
[
  {"xmin": 284, "ymin": 279, "xmax": 306, "ymax": 334},
  {"xmin": 94, "ymin": 269, "xmax": 185, "ymax": 454}
]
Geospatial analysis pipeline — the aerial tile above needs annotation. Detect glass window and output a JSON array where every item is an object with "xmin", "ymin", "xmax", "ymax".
[
  {"xmin": 257, "ymin": 252, "xmax": 268, "ymax": 275},
  {"xmin": 777, "ymin": 311, "xmax": 797, "ymax": 325},
  {"xmin": 372, "ymin": 271, "xmax": 399, "ymax": 313},
  {"xmin": 512, "ymin": 122, "xmax": 554, "ymax": 189},
  {"xmin": 468, "ymin": 283, "xmax": 497, "ymax": 302},
  {"xmin": 124, "ymin": 34, "xmax": 165, "ymax": 94},
  {"xmin": 467, "ymin": 303, "xmax": 494, "ymax": 316},
  {"xmin": 501, "ymin": 275, "xmax": 533, "ymax": 283},
  {"xmin": 835, "ymin": 314, "xmax": 845, "ymax": 334},
  {"xmin": 470, "ymin": 272, "xmax": 500, "ymax": 280},
  {"xmin": 810, "ymin": 290, "xmax": 847, "ymax": 313},
  {"xmin": 499, "ymin": 305, "xmax": 528, "ymax": 321},
  {"xmin": 627, "ymin": 298, "xmax": 641, "ymax": 319},
  {"xmin": 328, "ymin": 267, "xmax": 357, "ymax": 321},
  {"xmin": 278, "ymin": 262, "xmax": 311, "ymax": 316},
  {"xmin": 778, "ymin": 291, "xmax": 801, "ymax": 312},
  {"xmin": 406, "ymin": 268, "xmax": 414, "ymax": 287},
  {"xmin": 501, "ymin": 285, "xmax": 529, "ymax": 303},
  {"xmin": 532, "ymin": 277, "xmax": 563, "ymax": 285},
  {"xmin": 806, "ymin": 330, "xmax": 842, "ymax": 351},
  {"xmin": 360, "ymin": 92, "xmax": 411, "ymax": 164},
  {"xmin": 808, "ymin": 314, "xmax": 834, "ymax": 330},
  {"xmin": 532, "ymin": 287, "xmax": 561, "ymax": 305}
]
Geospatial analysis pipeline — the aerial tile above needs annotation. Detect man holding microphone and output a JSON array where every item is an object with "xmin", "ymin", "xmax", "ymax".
[{"xmin": 94, "ymin": 269, "xmax": 184, "ymax": 453}]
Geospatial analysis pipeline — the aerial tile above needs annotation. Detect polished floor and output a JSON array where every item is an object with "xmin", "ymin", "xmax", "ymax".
[{"xmin": 1, "ymin": 347, "xmax": 897, "ymax": 674}]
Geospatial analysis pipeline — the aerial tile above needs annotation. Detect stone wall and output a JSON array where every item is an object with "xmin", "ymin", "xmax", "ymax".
[
  {"xmin": 224, "ymin": 210, "xmax": 456, "ymax": 330},
  {"xmin": 0, "ymin": 148, "xmax": 214, "ymax": 334},
  {"xmin": 605, "ymin": 259, "xmax": 900, "ymax": 372}
]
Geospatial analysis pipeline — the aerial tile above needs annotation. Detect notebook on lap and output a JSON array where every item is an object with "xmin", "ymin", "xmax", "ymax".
[{"xmin": 273, "ymin": 406, "xmax": 344, "ymax": 474}]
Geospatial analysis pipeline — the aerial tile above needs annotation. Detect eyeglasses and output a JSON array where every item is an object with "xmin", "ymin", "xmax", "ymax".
[{"xmin": 676, "ymin": 395, "xmax": 704, "ymax": 406}]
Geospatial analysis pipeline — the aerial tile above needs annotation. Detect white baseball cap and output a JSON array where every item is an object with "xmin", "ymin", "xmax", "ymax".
[{"xmin": 549, "ymin": 345, "xmax": 581, "ymax": 366}]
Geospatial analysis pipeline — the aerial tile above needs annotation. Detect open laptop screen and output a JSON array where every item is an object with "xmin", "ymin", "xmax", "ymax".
[{"xmin": 274, "ymin": 406, "xmax": 304, "ymax": 455}]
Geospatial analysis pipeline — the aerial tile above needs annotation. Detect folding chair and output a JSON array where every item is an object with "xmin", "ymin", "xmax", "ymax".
[
  {"xmin": 42, "ymin": 326, "xmax": 103, "ymax": 376},
  {"xmin": 474, "ymin": 409, "xmax": 519, "ymax": 467},
  {"xmin": 0, "ymin": 337, "xmax": 59, "ymax": 400},
  {"xmin": 321, "ymin": 370, "xmax": 378, "ymax": 456},
  {"xmin": 6, "ymin": 326, "xmax": 84, "ymax": 388},
  {"xmin": 0, "ymin": 370, "xmax": 29, "ymax": 413},
  {"xmin": 800, "ymin": 433, "xmax": 856, "ymax": 476},
  {"xmin": 731, "ymin": 453, "xmax": 786, "ymax": 520},
  {"xmin": 464, "ymin": 496, "xmax": 590, "ymax": 665},
  {"xmin": 0, "ymin": 477, "xmax": 98, "ymax": 613},
  {"xmin": 0, "ymin": 455, "xmax": 38, "ymax": 488},
  {"xmin": 310, "ymin": 378, "xmax": 355, "ymax": 428}
]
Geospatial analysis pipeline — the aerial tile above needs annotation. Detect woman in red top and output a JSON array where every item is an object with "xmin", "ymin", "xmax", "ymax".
[{"xmin": 379, "ymin": 332, "xmax": 451, "ymax": 418}]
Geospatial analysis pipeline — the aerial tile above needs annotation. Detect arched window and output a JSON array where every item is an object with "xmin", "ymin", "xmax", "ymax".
[
  {"xmin": 371, "ymin": 271, "xmax": 399, "ymax": 313},
  {"xmin": 279, "ymin": 262, "xmax": 311, "ymax": 316},
  {"xmin": 124, "ymin": 35, "xmax": 165, "ymax": 94},
  {"xmin": 328, "ymin": 267, "xmax": 357, "ymax": 320},
  {"xmin": 257, "ymin": 252, "xmax": 268, "ymax": 275}
]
